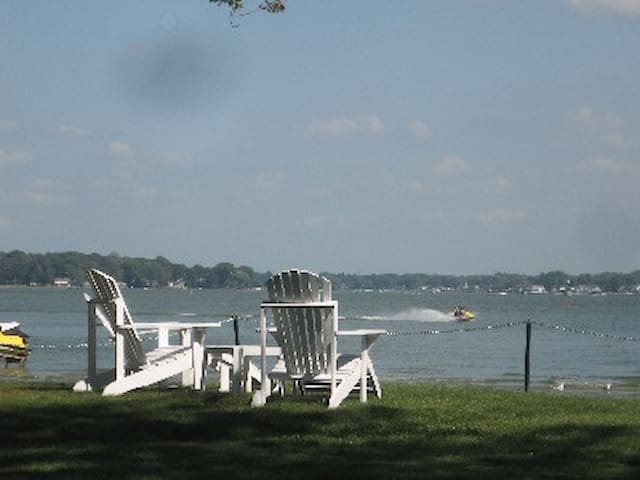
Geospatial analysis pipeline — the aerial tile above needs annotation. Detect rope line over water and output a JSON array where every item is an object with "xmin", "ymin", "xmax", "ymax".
[
  {"xmin": 385, "ymin": 321, "xmax": 527, "ymax": 337},
  {"xmin": 26, "ymin": 318, "xmax": 640, "ymax": 350},
  {"xmin": 528, "ymin": 320, "xmax": 640, "ymax": 342},
  {"xmin": 30, "ymin": 316, "xmax": 239, "ymax": 350},
  {"xmin": 384, "ymin": 319, "xmax": 640, "ymax": 342}
]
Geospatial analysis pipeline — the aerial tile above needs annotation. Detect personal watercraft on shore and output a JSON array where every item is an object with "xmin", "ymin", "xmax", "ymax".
[{"xmin": 0, "ymin": 322, "xmax": 30, "ymax": 366}]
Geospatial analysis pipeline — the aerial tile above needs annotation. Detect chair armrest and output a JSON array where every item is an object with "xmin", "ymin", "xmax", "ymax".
[
  {"xmin": 336, "ymin": 329, "xmax": 386, "ymax": 338},
  {"xmin": 336, "ymin": 329, "xmax": 386, "ymax": 351},
  {"xmin": 124, "ymin": 321, "xmax": 221, "ymax": 330},
  {"xmin": 261, "ymin": 301, "xmax": 337, "ymax": 309},
  {"xmin": 205, "ymin": 344, "xmax": 281, "ymax": 357}
]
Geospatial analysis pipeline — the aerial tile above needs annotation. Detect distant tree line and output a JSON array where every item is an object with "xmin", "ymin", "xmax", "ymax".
[
  {"xmin": 1, "ymin": 251, "xmax": 639, "ymax": 292},
  {"xmin": 0, "ymin": 251, "xmax": 263, "ymax": 289},
  {"xmin": 325, "ymin": 270, "xmax": 640, "ymax": 293}
]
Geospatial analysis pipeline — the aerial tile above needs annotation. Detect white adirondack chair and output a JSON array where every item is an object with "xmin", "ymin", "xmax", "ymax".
[
  {"xmin": 252, "ymin": 269, "xmax": 386, "ymax": 408},
  {"xmin": 73, "ymin": 268, "xmax": 221, "ymax": 396}
]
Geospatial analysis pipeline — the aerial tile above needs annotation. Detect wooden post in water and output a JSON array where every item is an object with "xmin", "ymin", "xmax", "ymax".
[{"xmin": 524, "ymin": 319, "xmax": 532, "ymax": 392}]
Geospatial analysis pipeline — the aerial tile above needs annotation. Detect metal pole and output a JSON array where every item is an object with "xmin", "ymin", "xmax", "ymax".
[
  {"xmin": 233, "ymin": 315, "xmax": 240, "ymax": 346},
  {"xmin": 525, "ymin": 319, "xmax": 532, "ymax": 392}
]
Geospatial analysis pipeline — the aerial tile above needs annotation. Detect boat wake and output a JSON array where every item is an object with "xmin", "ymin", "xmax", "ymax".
[{"xmin": 357, "ymin": 308, "xmax": 455, "ymax": 323}]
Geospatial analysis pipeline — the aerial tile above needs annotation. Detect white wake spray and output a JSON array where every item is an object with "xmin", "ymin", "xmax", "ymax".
[{"xmin": 356, "ymin": 308, "xmax": 455, "ymax": 323}]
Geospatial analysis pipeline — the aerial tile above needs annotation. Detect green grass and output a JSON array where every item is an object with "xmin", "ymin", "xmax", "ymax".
[{"xmin": 1, "ymin": 382, "xmax": 640, "ymax": 479}]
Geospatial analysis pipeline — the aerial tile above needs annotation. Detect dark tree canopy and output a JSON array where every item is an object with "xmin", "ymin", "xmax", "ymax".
[
  {"xmin": 2, "ymin": 250, "xmax": 638, "ymax": 293},
  {"xmin": 211, "ymin": 0, "xmax": 286, "ymax": 14},
  {"xmin": 0, "ymin": 251, "xmax": 262, "ymax": 289}
]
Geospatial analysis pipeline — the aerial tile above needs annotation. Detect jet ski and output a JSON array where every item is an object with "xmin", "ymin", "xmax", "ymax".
[
  {"xmin": 0, "ymin": 321, "xmax": 30, "ymax": 366},
  {"xmin": 453, "ymin": 307, "xmax": 475, "ymax": 322}
]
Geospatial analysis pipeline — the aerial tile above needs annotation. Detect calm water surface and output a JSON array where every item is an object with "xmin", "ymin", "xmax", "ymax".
[{"xmin": 2, "ymin": 287, "xmax": 639, "ymax": 395}]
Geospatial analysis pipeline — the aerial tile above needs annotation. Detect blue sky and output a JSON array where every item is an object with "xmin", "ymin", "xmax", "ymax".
[{"xmin": 1, "ymin": 0, "xmax": 639, "ymax": 275}]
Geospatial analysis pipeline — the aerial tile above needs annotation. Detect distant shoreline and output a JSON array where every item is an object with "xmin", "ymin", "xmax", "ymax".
[
  {"xmin": 2, "ymin": 373, "xmax": 637, "ymax": 399},
  {"xmin": 2, "ymin": 251, "xmax": 640, "ymax": 292}
]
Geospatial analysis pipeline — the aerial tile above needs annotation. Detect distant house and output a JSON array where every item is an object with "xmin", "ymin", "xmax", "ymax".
[
  {"xmin": 524, "ymin": 285, "xmax": 547, "ymax": 295},
  {"xmin": 53, "ymin": 277, "xmax": 72, "ymax": 288},
  {"xmin": 168, "ymin": 279, "xmax": 187, "ymax": 289}
]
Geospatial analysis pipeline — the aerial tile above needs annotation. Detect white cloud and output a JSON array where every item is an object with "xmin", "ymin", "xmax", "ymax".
[
  {"xmin": 103, "ymin": 141, "xmax": 162, "ymax": 201},
  {"xmin": 382, "ymin": 174, "xmax": 424, "ymax": 194},
  {"xmin": 24, "ymin": 179, "xmax": 67, "ymax": 206},
  {"xmin": 566, "ymin": 0, "xmax": 640, "ymax": 14},
  {"xmin": 0, "ymin": 120, "xmax": 17, "ymax": 130},
  {"xmin": 304, "ymin": 115, "xmax": 384, "ymax": 137},
  {"xmin": 232, "ymin": 173, "xmax": 286, "ymax": 204},
  {"xmin": 0, "ymin": 149, "xmax": 31, "ymax": 166},
  {"xmin": 160, "ymin": 151, "xmax": 195, "ymax": 168},
  {"xmin": 575, "ymin": 157, "xmax": 628, "ymax": 175},
  {"xmin": 433, "ymin": 154, "xmax": 471, "ymax": 177},
  {"xmin": 250, "ymin": 173, "xmax": 284, "ymax": 197},
  {"xmin": 108, "ymin": 141, "xmax": 135, "ymax": 159},
  {"xmin": 360, "ymin": 115, "xmax": 385, "ymax": 134},
  {"xmin": 252, "ymin": 173, "xmax": 282, "ymax": 189},
  {"xmin": 574, "ymin": 105, "xmax": 624, "ymax": 130},
  {"xmin": 59, "ymin": 125, "xmax": 90, "ymax": 137},
  {"xmin": 302, "ymin": 213, "xmax": 345, "ymax": 229},
  {"xmin": 484, "ymin": 175, "xmax": 512, "ymax": 193},
  {"xmin": 302, "ymin": 215, "xmax": 329, "ymax": 228},
  {"xmin": 407, "ymin": 180, "xmax": 430, "ymax": 194},
  {"xmin": 92, "ymin": 174, "xmax": 156, "ymax": 202},
  {"xmin": 476, "ymin": 208, "xmax": 525, "ymax": 225},
  {"xmin": 408, "ymin": 120, "xmax": 432, "ymax": 140},
  {"xmin": 600, "ymin": 133, "xmax": 627, "ymax": 148},
  {"xmin": 128, "ymin": 184, "xmax": 157, "ymax": 200}
]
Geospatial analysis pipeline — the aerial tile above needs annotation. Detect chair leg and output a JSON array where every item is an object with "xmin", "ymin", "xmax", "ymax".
[
  {"xmin": 329, "ymin": 368, "xmax": 361, "ymax": 409},
  {"xmin": 217, "ymin": 360, "xmax": 231, "ymax": 392},
  {"xmin": 367, "ymin": 360, "xmax": 383, "ymax": 399}
]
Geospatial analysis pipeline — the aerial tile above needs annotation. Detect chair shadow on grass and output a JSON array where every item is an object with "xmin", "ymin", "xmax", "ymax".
[{"xmin": 1, "ymin": 383, "xmax": 639, "ymax": 479}]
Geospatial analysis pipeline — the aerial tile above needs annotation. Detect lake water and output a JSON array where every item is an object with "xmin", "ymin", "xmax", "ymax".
[{"xmin": 2, "ymin": 287, "xmax": 640, "ymax": 396}]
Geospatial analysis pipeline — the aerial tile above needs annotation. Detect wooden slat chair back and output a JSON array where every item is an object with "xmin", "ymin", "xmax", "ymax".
[
  {"xmin": 86, "ymin": 268, "xmax": 147, "ymax": 370},
  {"xmin": 266, "ymin": 270, "xmax": 333, "ymax": 377}
]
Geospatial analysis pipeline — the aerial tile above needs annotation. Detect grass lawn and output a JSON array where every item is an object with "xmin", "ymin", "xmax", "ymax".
[{"xmin": 1, "ymin": 381, "xmax": 639, "ymax": 479}]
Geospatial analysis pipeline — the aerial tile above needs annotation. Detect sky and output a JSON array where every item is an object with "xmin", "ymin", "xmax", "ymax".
[{"xmin": 1, "ymin": 0, "xmax": 640, "ymax": 275}]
